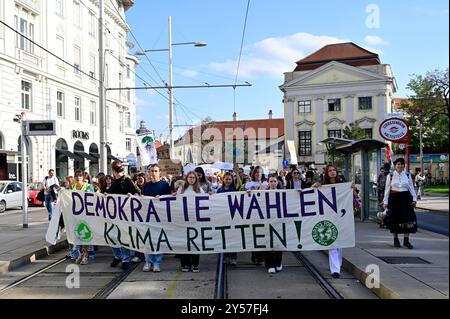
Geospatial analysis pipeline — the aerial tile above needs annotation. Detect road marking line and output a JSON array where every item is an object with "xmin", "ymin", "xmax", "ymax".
[{"xmin": 164, "ymin": 269, "xmax": 183, "ymax": 299}]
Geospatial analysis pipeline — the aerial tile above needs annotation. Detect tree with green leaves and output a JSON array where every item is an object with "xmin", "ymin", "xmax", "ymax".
[
  {"xmin": 343, "ymin": 122, "xmax": 370, "ymax": 140},
  {"xmin": 398, "ymin": 68, "xmax": 449, "ymax": 154}
]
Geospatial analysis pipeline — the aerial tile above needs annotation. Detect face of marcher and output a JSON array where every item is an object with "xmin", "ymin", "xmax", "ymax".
[
  {"xmin": 148, "ymin": 166, "xmax": 161, "ymax": 182},
  {"xmin": 327, "ymin": 167, "xmax": 337, "ymax": 179},
  {"xmin": 268, "ymin": 177, "xmax": 278, "ymax": 190},
  {"xmin": 137, "ymin": 176, "xmax": 145, "ymax": 185},
  {"xmin": 75, "ymin": 173, "xmax": 84, "ymax": 184},
  {"xmin": 223, "ymin": 176, "xmax": 233, "ymax": 187},
  {"xmin": 395, "ymin": 162, "xmax": 404, "ymax": 172},
  {"xmin": 187, "ymin": 173, "xmax": 197, "ymax": 186},
  {"xmin": 292, "ymin": 170, "xmax": 300, "ymax": 180}
]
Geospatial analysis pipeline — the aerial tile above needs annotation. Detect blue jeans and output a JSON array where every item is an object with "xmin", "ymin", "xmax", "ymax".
[
  {"xmin": 112, "ymin": 247, "xmax": 131, "ymax": 263},
  {"xmin": 44, "ymin": 195, "xmax": 54, "ymax": 220},
  {"xmin": 145, "ymin": 254, "xmax": 163, "ymax": 266}
]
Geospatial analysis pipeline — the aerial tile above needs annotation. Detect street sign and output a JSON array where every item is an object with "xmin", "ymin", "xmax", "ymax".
[
  {"xmin": 384, "ymin": 112, "xmax": 404, "ymax": 119},
  {"xmin": 24, "ymin": 120, "xmax": 56, "ymax": 136},
  {"xmin": 379, "ymin": 118, "xmax": 409, "ymax": 142}
]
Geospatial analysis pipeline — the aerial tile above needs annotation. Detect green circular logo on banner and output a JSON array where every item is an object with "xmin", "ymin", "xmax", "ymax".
[
  {"xmin": 312, "ymin": 220, "xmax": 338, "ymax": 246},
  {"xmin": 75, "ymin": 221, "xmax": 93, "ymax": 242}
]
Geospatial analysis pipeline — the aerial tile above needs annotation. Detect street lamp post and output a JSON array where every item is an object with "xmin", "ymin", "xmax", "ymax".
[{"xmin": 134, "ymin": 16, "xmax": 206, "ymax": 160}]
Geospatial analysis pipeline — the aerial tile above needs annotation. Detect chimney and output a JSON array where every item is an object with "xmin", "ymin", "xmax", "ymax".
[
  {"xmin": 268, "ymin": 109, "xmax": 273, "ymax": 119},
  {"xmin": 232, "ymin": 112, "xmax": 238, "ymax": 121},
  {"xmin": 160, "ymin": 133, "xmax": 164, "ymax": 144}
]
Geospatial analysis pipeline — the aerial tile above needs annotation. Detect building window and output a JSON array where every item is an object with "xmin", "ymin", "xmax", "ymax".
[
  {"xmin": 16, "ymin": 17, "xmax": 34, "ymax": 54},
  {"xmin": 73, "ymin": 45, "xmax": 81, "ymax": 74},
  {"xmin": 88, "ymin": 11, "xmax": 96, "ymax": 37},
  {"xmin": 363, "ymin": 128, "xmax": 373, "ymax": 139},
  {"xmin": 21, "ymin": 80, "xmax": 32, "ymax": 110},
  {"xmin": 125, "ymin": 112, "xmax": 131, "ymax": 128},
  {"xmin": 298, "ymin": 131, "xmax": 312, "ymax": 156},
  {"xmin": 328, "ymin": 98, "xmax": 341, "ymax": 112},
  {"xmin": 56, "ymin": 0, "xmax": 64, "ymax": 17},
  {"xmin": 118, "ymin": 73, "xmax": 123, "ymax": 101},
  {"xmin": 89, "ymin": 54, "xmax": 95, "ymax": 80},
  {"xmin": 328, "ymin": 129, "xmax": 342, "ymax": 138},
  {"xmin": 126, "ymin": 138, "xmax": 131, "ymax": 152},
  {"xmin": 55, "ymin": 36, "xmax": 64, "ymax": 67},
  {"xmin": 75, "ymin": 97, "xmax": 81, "ymax": 122},
  {"xmin": 104, "ymin": 21, "xmax": 110, "ymax": 48},
  {"xmin": 104, "ymin": 63, "xmax": 109, "ymax": 87},
  {"xmin": 358, "ymin": 96, "xmax": 373, "ymax": 110},
  {"xmin": 127, "ymin": 90, "xmax": 131, "ymax": 103},
  {"xmin": 57, "ymin": 91, "xmax": 64, "ymax": 118},
  {"xmin": 126, "ymin": 65, "xmax": 131, "ymax": 78},
  {"xmin": 298, "ymin": 100, "xmax": 311, "ymax": 113},
  {"xmin": 90, "ymin": 101, "xmax": 96, "ymax": 125},
  {"xmin": 73, "ymin": 1, "xmax": 81, "ymax": 28},
  {"xmin": 119, "ymin": 111, "xmax": 124, "ymax": 133},
  {"xmin": 118, "ymin": 34, "xmax": 124, "ymax": 58}
]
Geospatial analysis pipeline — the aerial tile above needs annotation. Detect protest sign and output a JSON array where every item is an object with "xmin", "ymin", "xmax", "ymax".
[
  {"xmin": 47, "ymin": 183, "xmax": 355, "ymax": 254},
  {"xmin": 136, "ymin": 132, "xmax": 157, "ymax": 166},
  {"xmin": 159, "ymin": 159, "xmax": 183, "ymax": 176}
]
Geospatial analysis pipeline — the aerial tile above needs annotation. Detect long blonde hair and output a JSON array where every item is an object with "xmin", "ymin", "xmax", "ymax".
[{"xmin": 181, "ymin": 171, "xmax": 201, "ymax": 194}]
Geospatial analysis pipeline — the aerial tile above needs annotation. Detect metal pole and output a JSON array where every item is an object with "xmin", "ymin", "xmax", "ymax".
[
  {"xmin": 168, "ymin": 16, "xmax": 174, "ymax": 159},
  {"xmin": 419, "ymin": 122, "xmax": 424, "ymax": 174},
  {"xmin": 99, "ymin": 0, "xmax": 107, "ymax": 172},
  {"xmin": 21, "ymin": 116, "xmax": 28, "ymax": 228}
]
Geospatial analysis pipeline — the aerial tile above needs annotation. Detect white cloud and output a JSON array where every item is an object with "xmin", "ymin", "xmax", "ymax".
[
  {"xmin": 364, "ymin": 35, "xmax": 388, "ymax": 46},
  {"xmin": 135, "ymin": 96, "xmax": 150, "ymax": 107},
  {"xmin": 180, "ymin": 69, "xmax": 198, "ymax": 78},
  {"xmin": 207, "ymin": 32, "xmax": 349, "ymax": 79}
]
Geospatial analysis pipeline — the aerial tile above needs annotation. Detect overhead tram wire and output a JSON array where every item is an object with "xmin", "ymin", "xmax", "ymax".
[
  {"xmin": 233, "ymin": 0, "xmax": 251, "ymax": 114},
  {"xmin": 0, "ymin": 20, "xmax": 101, "ymax": 85}
]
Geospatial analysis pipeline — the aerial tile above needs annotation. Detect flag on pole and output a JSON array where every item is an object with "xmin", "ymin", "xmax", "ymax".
[{"xmin": 136, "ymin": 131, "xmax": 157, "ymax": 166}]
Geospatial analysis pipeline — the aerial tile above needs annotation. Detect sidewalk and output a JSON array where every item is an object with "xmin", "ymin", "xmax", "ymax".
[
  {"xmin": 416, "ymin": 195, "xmax": 449, "ymax": 213},
  {"xmin": 0, "ymin": 208, "xmax": 67, "ymax": 274},
  {"xmin": 340, "ymin": 221, "xmax": 448, "ymax": 299}
]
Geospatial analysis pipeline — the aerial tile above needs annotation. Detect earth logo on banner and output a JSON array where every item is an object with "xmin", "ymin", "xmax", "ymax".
[
  {"xmin": 137, "ymin": 132, "xmax": 157, "ymax": 166},
  {"xmin": 312, "ymin": 220, "xmax": 338, "ymax": 246},
  {"xmin": 75, "ymin": 221, "xmax": 93, "ymax": 242},
  {"xmin": 379, "ymin": 118, "xmax": 409, "ymax": 142}
]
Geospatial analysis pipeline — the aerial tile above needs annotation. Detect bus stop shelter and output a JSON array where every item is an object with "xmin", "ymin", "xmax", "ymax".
[{"xmin": 320, "ymin": 138, "xmax": 387, "ymax": 221}]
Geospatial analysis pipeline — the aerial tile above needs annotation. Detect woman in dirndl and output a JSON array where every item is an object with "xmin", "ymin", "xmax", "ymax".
[{"xmin": 383, "ymin": 158, "xmax": 418, "ymax": 249}]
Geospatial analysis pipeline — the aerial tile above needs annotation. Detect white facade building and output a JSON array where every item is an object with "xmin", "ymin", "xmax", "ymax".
[{"xmin": 0, "ymin": 0, "xmax": 138, "ymax": 182}]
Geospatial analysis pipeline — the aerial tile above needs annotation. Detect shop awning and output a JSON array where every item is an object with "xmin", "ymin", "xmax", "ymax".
[
  {"xmin": 56, "ymin": 148, "xmax": 77, "ymax": 159},
  {"xmin": 74, "ymin": 151, "xmax": 97, "ymax": 161},
  {"xmin": 108, "ymin": 154, "xmax": 120, "ymax": 161}
]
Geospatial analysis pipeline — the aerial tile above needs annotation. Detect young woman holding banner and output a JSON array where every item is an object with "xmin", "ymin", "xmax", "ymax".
[
  {"xmin": 264, "ymin": 175, "xmax": 284, "ymax": 273},
  {"xmin": 178, "ymin": 171, "xmax": 205, "ymax": 273},
  {"xmin": 313, "ymin": 164, "xmax": 356, "ymax": 278}
]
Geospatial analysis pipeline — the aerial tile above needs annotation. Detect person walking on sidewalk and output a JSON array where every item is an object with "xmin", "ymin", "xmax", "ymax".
[
  {"xmin": 141, "ymin": 164, "xmax": 171, "ymax": 272},
  {"xmin": 383, "ymin": 158, "xmax": 418, "ymax": 249},
  {"xmin": 105, "ymin": 160, "xmax": 140, "ymax": 270},
  {"xmin": 178, "ymin": 171, "xmax": 204, "ymax": 273},
  {"xmin": 43, "ymin": 169, "xmax": 59, "ymax": 221},
  {"xmin": 312, "ymin": 164, "xmax": 356, "ymax": 278},
  {"xmin": 415, "ymin": 172, "xmax": 426, "ymax": 200}
]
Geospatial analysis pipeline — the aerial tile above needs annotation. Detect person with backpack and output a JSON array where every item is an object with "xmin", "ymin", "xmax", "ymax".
[
  {"xmin": 106, "ymin": 160, "xmax": 141, "ymax": 270},
  {"xmin": 383, "ymin": 158, "xmax": 418, "ymax": 249},
  {"xmin": 415, "ymin": 172, "xmax": 426, "ymax": 200},
  {"xmin": 42, "ymin": 169, "xmax": 59, "ymax": 221}
]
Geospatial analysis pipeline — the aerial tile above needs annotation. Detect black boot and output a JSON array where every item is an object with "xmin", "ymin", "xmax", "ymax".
[
  {"xmin": 403, "ymin": 238, "xmax": 413, "ymax": 249},
  {"xmin": 393, "ymin": 238, "xmax": 401, "ymax": 248}
]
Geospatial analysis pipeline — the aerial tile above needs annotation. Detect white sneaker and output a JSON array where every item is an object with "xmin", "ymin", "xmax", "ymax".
[
  {"xmin": 268, "ymin": 268, "xmax": 276, "ymax": 273},
  {"xmin": 142, "ymin": 263, "xmax": 152, "ymax": 272},
  {"xmin": 153, "ymin": 265, "xmax": 161, "ymax": 272},
  {"xmin": 276, "ymin": 265, "xmax": 283, "ymax": 272},
  {"xmin": 131, "ymin": 256, "xmax": 142, "ymax": 263}
]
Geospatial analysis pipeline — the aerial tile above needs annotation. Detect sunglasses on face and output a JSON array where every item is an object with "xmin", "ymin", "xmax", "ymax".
[{"xmin": 292, "ymin": 172, "xmax": 299, "ymax": 175}]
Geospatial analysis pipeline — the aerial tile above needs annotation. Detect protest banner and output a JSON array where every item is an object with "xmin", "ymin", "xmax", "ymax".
[
  {"xmin": 159, "ymin": 159, "xmax": 183, "ymax": 176},
  {"xmin": 46, "ymin": 183, "xmax": 355, "ymax": 254},
  {"xmin": 136, "ymin": 131, "xmax": 157, "ymax": 166}
]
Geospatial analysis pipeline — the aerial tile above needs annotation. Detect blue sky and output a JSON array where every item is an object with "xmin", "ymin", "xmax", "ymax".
[{"xmin": 125, "ymin": 0, "xmax": 449, "ymax": 140}]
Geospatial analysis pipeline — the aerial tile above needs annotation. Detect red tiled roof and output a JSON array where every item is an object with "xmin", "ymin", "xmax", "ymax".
[
  {"xmin": 175, "ymin": 118, "xmax": 284, "ymax": 146},
  {"xmin": 294, "ymin": 42, "xmax": 380, "ymax": 71},
  {"xmin": 155, "ymin": 140, "xmax": 163, "ymax": 149},
  {"xmin": 393, "ymin": 98, "xmax": 413, "ymax": 111}
]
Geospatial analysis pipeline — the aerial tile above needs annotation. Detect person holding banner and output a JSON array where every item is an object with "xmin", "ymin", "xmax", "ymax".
[
  {"xmin": 178, "ymin": 171, "xmax": 204, "ymax": 273},
  {"xmin": 217, "ymin": 172, "xmax": 238, "ymax": 266},
  {"xmin": 245, "ymin": 166, "xmax": 268, "ymax": 265},
  {"xmin": 264, "ymin": 175, "xmax": 284, "ymax": 273},
  {"xmin": 194, "ymin": 167, "xmax": 213, "ymax": 195},
  {"xmin": 313, "ymin": 164, "xmax": 356, "ymax": 278},
  {"xmin": 107, "ymin": 161, "xmax": 141, "ymax": 270},
  {"xmin": 383, "ymin": 158, "xmax": 417, "ymax": 249},
  {"xmin": 286, "ymin": 168, "xmax": 305, "ymax": 190},
  {"xmin": 142, "ymin": 164, "xmax": 171, "ymax": 272},
  {"xmin": 71, "ymin": 169, "xmax": 95, "ymax": 265}
]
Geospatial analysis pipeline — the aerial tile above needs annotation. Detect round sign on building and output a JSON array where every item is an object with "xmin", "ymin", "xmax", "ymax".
[{"xmin": 379, "ymin": 118, "xmax": 409, "ymax": 142}]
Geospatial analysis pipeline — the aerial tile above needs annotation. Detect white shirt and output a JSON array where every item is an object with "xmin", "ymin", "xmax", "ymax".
[
  {"xmin": 244, "ymin": 181, "xmax": 268, "ymax": 190},
  {"xmin": 383, "ymin": 171, "xmax": 417, "ymax": 204},
  {"xmin": 177, "ymin": 185, "xmax": 205, "ymax": 195},
  {"xmin": 43, "ymin": 176, "xmax": 59, "ymax": 195}
]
